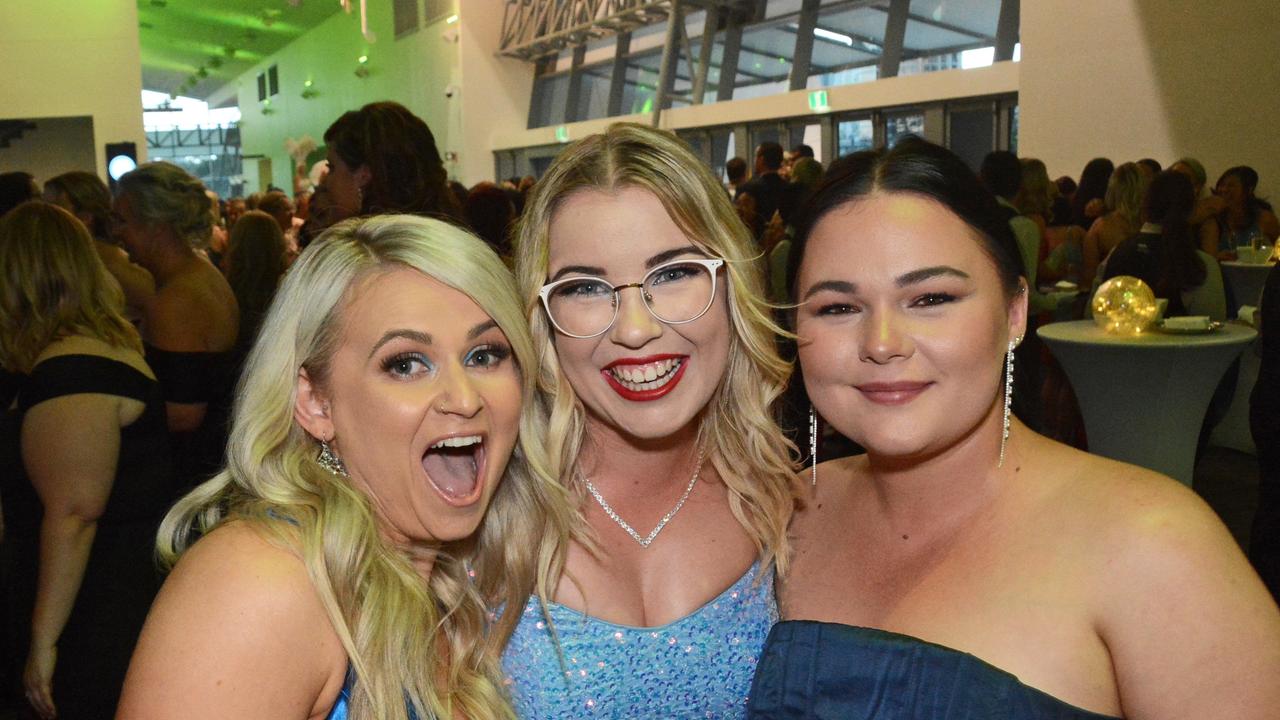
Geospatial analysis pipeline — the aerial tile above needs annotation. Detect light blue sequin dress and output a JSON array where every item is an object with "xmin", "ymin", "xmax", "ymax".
[{"xmin": 502, "ymin": 562, "xmax": 777, "ymax": 719}]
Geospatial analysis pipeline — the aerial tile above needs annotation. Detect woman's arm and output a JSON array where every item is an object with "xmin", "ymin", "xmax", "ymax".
[
  {"xmin": 21, "ymin": 393, "xmax": 122, "ymax": 718},
  {"xmin": 1081, "ymin": 218, "xmax": 1105, "ymax": 285},
  {"xmin": 1099, "ymin": 477, "xmax": 1280, "ymax": 719},
  {"xmin": 117, "ymin": 523, "xmax": 348, "ymax": 720},
  {"xmin": 1198, "ymin": 217, "xmax": 1221, "ymax": 256}
]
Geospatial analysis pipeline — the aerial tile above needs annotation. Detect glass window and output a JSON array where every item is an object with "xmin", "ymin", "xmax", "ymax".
[
  {"xmin": 884, "ymin": 112, "xmax": 924, "ymax": 148},
  {"xmin": 947, "ymin": 105, "xmax": 995, "ymax": 173},
  {"xmin": 837, "ymin": 118, "xmax": 873, "ymax": 157}
]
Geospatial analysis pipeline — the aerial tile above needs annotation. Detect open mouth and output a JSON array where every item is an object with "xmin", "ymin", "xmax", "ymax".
[
  {"xmin": 606, "ymin": 357, "xmax": 684, "ymax": 392},
  {"xmin": 421, "ymin": 434, "xmax": 485, "ymax": 506}
]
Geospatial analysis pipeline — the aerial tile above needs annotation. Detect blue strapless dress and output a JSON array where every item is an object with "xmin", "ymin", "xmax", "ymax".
[
  {"xmin": 747, "ymin": 621, "xmax": 1123, "ymax": 719},
  {"xmin": 502, "ymin": 562, "xmax": 777, "ymax": 718}
]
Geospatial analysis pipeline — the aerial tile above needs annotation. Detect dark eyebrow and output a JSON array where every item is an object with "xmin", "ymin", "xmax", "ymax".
[
  {"xmin": 549, "ymin": 264, "xmax": 607, "ymax": 282},
  {"xmin": 645, "ymin": 245, "xmax": 708, "ymax": 270},
  {"xmin": 368, "ymin": 329, "xmax": 431, "ymax": 358},
  {"xmin": 895, "ymin": 265, "xmax": 971, "ymax": 287},
  {"xmin": 801, "ymin": 279, "xmax": 856, "ymax": 301},
  {"xmin": 468, "ymin": 320, "xmax": 499, "ymax": 341}
]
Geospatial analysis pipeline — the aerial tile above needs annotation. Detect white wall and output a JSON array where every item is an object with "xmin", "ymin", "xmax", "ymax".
[
  {"xmin": 1020, "ymin": 0, "xmax": 1280, "ymax": 196},
  {"xmin": 228, "ymin": 3, "xmax": 462, "ymax": 193},
  {"xmin": 0, "ymin": 1, "xmax": 145, "ymax": 179},
  {"xmin": 0, "ymin": 117, "xmax": 97, "ymax": 186},
  {"xmin": 457, "ymin": 0, "xmax": 536, "ymax": 186}
]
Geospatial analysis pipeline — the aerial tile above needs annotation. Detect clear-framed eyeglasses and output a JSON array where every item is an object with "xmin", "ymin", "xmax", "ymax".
[{"xmin": 538, "ymin": 257, "xmax": 726, "ymax": 339}]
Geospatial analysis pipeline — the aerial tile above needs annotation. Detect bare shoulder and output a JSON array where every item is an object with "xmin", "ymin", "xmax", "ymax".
[
  {"xmin": 119, "ymin": 521, "xmax": 347, "ymax": 719},
  {"xmin": 791, "ymin": 455, "xmax": 866, "ymax": 529},
  {"xmin": 1028, "ymin": 440, "xmax": 1280, "ymax": 717}
]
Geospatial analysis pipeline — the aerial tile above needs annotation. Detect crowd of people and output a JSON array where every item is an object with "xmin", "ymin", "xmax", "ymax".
[{"xmin": 1, "ymin": 99, "xmax": 1278, "ymax": 720}]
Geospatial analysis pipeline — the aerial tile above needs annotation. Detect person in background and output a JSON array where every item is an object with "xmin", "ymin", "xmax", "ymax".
[
  {"xmin": 1251, "ymin": 262, "xmax": 1280, "ymax": 604},
  {"xmin": 1171, "ymin": 157, "xmax": 1224, "ymax": 257},
  {"xmin": 979, "ymin": 152, "xmax": 1044, "ymax": 303},
  {"xmin": 118, "ymin": 215, "xmax": 573, "ymax": 720},
  {"xmin": 1103, "ymin": 170, "xmax": 1226, "ymax": 320},
  {"xmin": 1082, "ymin": 162, "xmax": 1148, "ymax": 285},
  {"xmin": 0, "ymin": 202, "xmax": 173, "ymax": 719},
  {"xmin": 0, "ymin": 172, "xmax": 38, "ymax": 218},
  {"xmin": 114, "ymin": 162, "xmax": 239, "ymax": 495},
  {"xmin": 504, "ymin": 123, "xmax": 802, "ymax": 718},
  {"xmin": 204, "ymin": 190, "xmax": 229, "ymax": 270},
  {"xmin": 1215, "ymin": 166, "xmax": 1280, "ymax": 256},
  {"xmin": 1137, "ymin": 157, "xmax": 1162, "ymax": 177},
  {"xmin": 256, "ymin": 190, "xmax": 299, "ymax": 261},
  {"xmin": 1070, "ymin": 157, "xmax": 1115, "ymax": 230},
  {"xmin": 43, "ymin": 171, "xmax": 155, "ymax": 315},
  {"xmin": 297, "ymin": 183, "xmax": 352, "ymax": 251},
  {"xmin": 223, "ymin": 210, "xmax": 287, "ymax": 372},
  {"xmin": 737, "ymin": 141, "xmax": 788, "ymax": 240},
  {"xmin": 1016, "ymin": 158, "xmax": 1080, "ymax": 286},
  {"xmin": 322, "ymin": 101, "xmax": 464, "ymax": 222},
  {"xmin": 750, "ymin": 138, "xmax": 1280, "ymax": 720},
  {"xmin": 726, "ymin": 156, "xmax": 748, "ymax": 197},
  {"xmin": 464, "ymin": 182, "xmax": 516, "ymax": 261},
  {"xmin": 224, "ymin": 197, "xmax": 247, "ymax": 228},
  {"xmin": 767, "ymin": 157, "xmax": 825, "ymax": 303},
  {"xmin": 782, "ymin": 143, "xmax": 815, "ymax": 179}
]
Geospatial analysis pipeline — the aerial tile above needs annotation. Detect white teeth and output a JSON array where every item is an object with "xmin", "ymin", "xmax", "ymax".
[
  {"xmin": 430, "ymin": 435, "xmax": 482, "ymax": 449},
  {"xmin": 608, "ymin": 359, "xmax": 683, "ymax": 392}
]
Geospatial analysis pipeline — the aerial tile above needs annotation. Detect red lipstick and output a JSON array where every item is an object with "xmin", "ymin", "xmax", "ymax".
[{"xmin": 601, "ymin": 354, "xmax": 688, "ymax": 401}]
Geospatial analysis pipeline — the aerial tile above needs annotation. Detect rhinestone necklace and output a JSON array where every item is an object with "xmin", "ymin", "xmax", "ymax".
[{"xmin": 581, "ymin": 448, "xmax": 705, "ymax": 548}]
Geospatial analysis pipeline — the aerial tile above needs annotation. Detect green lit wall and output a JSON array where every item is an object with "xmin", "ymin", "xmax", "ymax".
[{"xmin": 230, "ymin": 3, "xmax": 461, "ymax": 193}]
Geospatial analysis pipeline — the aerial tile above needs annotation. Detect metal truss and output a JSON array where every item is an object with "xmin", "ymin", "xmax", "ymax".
[
  {"xmin": 145, "ymin": 125, "xmax": 240, "ymax": 152},
  {"xmin": 499, "ymin": 0, "xmax": 742, "ymax": 60}
]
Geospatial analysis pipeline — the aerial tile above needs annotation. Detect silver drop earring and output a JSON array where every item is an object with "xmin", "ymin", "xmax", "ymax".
[
  {"xmin": 317, "ymin": 439, "xmax": 348, "ymax": 476},
  {"xmin": 809, "ymin": 405, "xmax": 818, "ymax": 487},
  {"xmin": 999, "ymin": 337, "xmax": 1020, "ymax": 468}
]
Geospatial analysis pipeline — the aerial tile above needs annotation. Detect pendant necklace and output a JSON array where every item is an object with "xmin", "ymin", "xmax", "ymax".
[{"xmin": 581, "ymin": 448, "xmax": 706, "ymax": 548}]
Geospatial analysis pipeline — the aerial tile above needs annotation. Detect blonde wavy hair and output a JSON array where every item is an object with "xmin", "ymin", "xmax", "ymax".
[
  {"xmin": 158, "ymin": 215, "xmax": 573, "ymax": 720},
  {"xmin": 513, "ymin": 122, "xmax": 802, "ymax": 578},
  {"xmin": 1106, "ymin": 162, "xmax": 1150, "ymax": 229},
  {"xmin": 0, "ymin": 202, "xmax": 141, "ymax": 374}
]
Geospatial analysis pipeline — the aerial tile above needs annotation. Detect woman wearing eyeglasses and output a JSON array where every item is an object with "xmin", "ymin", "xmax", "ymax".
[{"xmin": 501, "ymin": 123, "xmax": 802, "ymax": 717}]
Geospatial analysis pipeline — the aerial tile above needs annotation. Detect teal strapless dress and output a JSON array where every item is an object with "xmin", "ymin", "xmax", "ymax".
[
  {"xmin": 747, "ymin": 621, "xmax": 1123, "ymax": 719},
  {"xmin": 502, "ymin": 562, "xmax": 777, "ymax": 718}
]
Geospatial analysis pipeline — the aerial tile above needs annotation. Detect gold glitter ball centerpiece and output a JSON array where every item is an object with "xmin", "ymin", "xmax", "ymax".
[{"xmin": 1091, "ymin": 276, "xmax": 1160, "ymax": 335}]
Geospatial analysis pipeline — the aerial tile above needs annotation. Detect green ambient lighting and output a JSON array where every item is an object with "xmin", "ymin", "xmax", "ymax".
[
  {"xmin": 555, "ymin": 125, "xmax": 570, "ymax": 143},
  {"xmin": 808, "ymin": 89, "xmax": 830, "ymax": 112}
]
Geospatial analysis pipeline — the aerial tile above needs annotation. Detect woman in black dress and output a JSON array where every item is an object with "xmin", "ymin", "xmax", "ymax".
[{"xmin": 0, "ymin": 203, "xmax": 173, "ymax": 718}]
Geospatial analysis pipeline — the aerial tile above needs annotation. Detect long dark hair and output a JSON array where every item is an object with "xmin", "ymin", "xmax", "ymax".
[
  {"xmin": 1071, "ymin": 157, "xmax": 1115, "ymax": 229},
  {"xmin": 1217, "ymin": 165, "xmax": 1271, "ymax": 228},
  {"xmin": 324, "ymin": 102, "xmax": 463, "ymax": 222},
  {"xmin": 224, "ymin": 210, "xmax": 286, "ymax": 340},
  {"xmin": 1146, "ymin": 170, "xmax": 1206, "ymax": 296}
]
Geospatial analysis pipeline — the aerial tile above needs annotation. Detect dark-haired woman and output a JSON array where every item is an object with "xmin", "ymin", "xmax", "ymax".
[
  {"xmin": 322, "ymin": 101, "xmax": 464, "ymax": 222},
  {"xmin": 114, "ymin": 162, "xmax": 238, "ymax": 494},
  {"xmin": 1070, "ymin": 157, "xmax": 1114, "ymax": 231},
  {"xmin": 43, "ymin": 171, "xmax": 155, "ymax": 316},
  {"xmin": 223, "ymin": 210, "xmax": 287, "ymax": 372},
  {"xmin": 1103, "ymin": 170, "xmax": 1226, "ymax": 320},
  {"xmin": 1215, "ymin": 166, "xmax": 1280, "ymax": 257},
  {"xmin": 747, "ymin": 139, "xmax": 1280, "ymax": 719}
]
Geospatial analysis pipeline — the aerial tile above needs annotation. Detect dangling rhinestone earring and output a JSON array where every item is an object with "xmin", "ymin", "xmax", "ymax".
[
  {"xmin": 809, "ymin": 405, "xmax": 819, "ymax": 487},
  {"xmin": 999, "ymin": 337, "xmax": 1021, "ymax": 468},
  {"xmin": 317, "ymin": 438, "xmax": 349, "ymax": 476}
]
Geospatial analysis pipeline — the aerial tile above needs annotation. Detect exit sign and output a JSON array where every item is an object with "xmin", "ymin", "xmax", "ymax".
[
  {"xmin": 555, "ymin": 125, "xmax": 570, "ymax": 143},
  {"xmin": 808, "ymin": 90, "xmax": 830, "ymax": 112}
]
